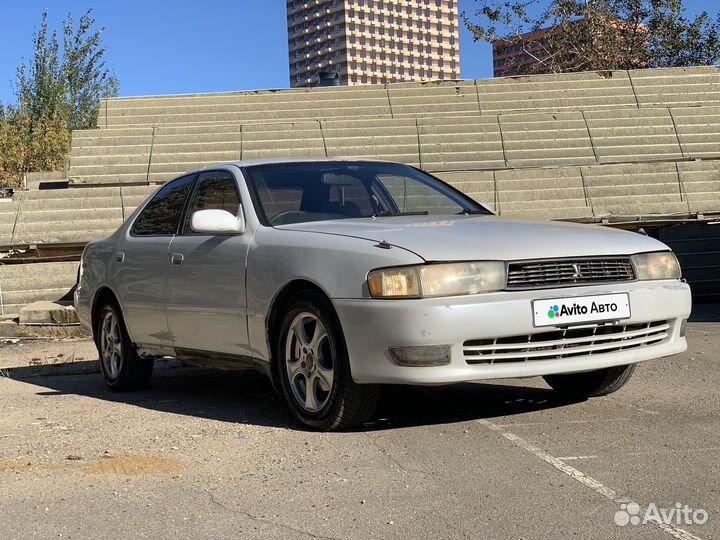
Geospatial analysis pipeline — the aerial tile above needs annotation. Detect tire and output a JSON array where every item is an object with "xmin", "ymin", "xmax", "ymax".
[
  {"xmin": 543, "ymin": 364, "xmax": 637, "ymax": 399},
  {"xmin": 95, "ymin": 301, "xmax": 154, "ymax": 392},
  {"xmin": 277, "ymin": 290, "xmax": 380, "ymax": 431}
]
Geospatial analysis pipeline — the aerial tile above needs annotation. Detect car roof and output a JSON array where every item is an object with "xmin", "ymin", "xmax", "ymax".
[{"xmin": 199, "ymin": 157, "xmax": 398, "ymax": 170}]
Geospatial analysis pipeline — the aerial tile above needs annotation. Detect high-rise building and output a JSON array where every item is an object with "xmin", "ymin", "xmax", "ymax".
[
  {"xmin": 492, "ymin": 22, "xmax": 648, "ymax": 77},
  {"xmin": 287, "ymin": 0, "xmax": 460, "ymax": 87},
  {"xmin": 492, "ymin": 29, "xmax": 550, "ymax": 78}
]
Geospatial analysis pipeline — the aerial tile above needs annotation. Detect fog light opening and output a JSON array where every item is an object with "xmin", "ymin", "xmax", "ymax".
[
  {"xmin": 388, "ymin": 345, "xmax": 451, "ymax": 367},
  {"xmin": 679, "ymin": 318, "xmax": 688, "ymax": 338}
]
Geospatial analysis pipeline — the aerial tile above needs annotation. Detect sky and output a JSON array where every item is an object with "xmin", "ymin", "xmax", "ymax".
[{"xmin": 0, "ymin": 0, "xmax": 716, "ymax": 104}]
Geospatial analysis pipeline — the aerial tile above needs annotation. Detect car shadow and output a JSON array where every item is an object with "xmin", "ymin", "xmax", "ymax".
[{"xmin": 13, "ymin": 362, "xmax": 579, "ymax": 432}]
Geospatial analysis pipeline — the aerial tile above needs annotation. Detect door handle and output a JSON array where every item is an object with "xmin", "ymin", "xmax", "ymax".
[
  {"xmin": 115, "ymin": 252, "xmax": 125, "ymax": 263},
  {"xmin": 170, "ymin": 253, "xmax": 184, "ymax": 266}
]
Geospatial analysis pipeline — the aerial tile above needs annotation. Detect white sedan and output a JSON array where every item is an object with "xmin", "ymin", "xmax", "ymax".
[{"xmin": 75, "ymin": 159, "xmax": 691, "ymax": 430}]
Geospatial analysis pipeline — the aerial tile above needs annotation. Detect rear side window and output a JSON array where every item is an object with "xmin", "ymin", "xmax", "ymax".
[
  {"xmin": 131, "ymin": 174, "xmax": 195, "ymax": 236},
  {"xmin": 182, "ymin": 170, "xmax": 241, "ymax": 233}
]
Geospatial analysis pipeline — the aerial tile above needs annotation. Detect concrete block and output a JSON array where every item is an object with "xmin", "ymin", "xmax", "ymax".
[
  {"xmin": 584, "ymin": 108, "xmax": 684, "ymax": 163},
  {"xmin": 581, "ymin": 162, "xmax": 689, "ymax": 216},
  {"xmin": 495, "ymin": 167, "xmax": 592, "ymax": 219},
  {"xmin": 630, "ymin": 66, "xmax": 720, "ymax": 107},
  {"xmin": 478, "ymin": 70, "xmax": 636, "ymax": 114},
  {"xmin": 433, "ymin": 170, "xmax": 495, "ymax": 210},
  {"xmin": 323, "ymin": 117, "xmax": 419, "ymax": 165},
  {"xmin": 241, "ymin": 121, "xmax": 325, "ymax": 159},
  {"xmin": 0, "ymin": 320, "xmax": 18, "ymax": 337},
  {"xmin": 418, "ymin": 116, "xmax": 505, "ymax": 171},
  {"xmin": 677, "ymin": 160, "xmax": 720, "ymax": 214},
  {"xmin": 500, "ymin": 111, "xmax": 596, "ymax": 167},
  {"xmin": 0, "ymin": 261, "xmax": 79, "ymax": 280},
  {"xmin": 18, "ymin": 301, "xmax": 79, "ymax": 325},
  {"xmin": 669, "ymin": 106, "xmax": 720, "ymax": 159}
]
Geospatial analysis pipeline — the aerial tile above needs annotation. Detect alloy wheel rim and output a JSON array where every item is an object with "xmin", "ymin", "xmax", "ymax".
[
  {"xmin": 100, "ymin": 310, "xmax": 123, "ymax": 380},
  {"xmin": 285, "ymin": 312, "xmax": 334, "ymax": 413}
]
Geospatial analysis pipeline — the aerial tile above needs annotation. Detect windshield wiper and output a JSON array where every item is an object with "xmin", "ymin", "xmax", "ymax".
[
  {"xmin": 457, "ymin": 208, "xmax": 490, "ymax": 215},
  {"xmin": 373, "ymin": 210, "xmax": 430, "ymax": 217}
]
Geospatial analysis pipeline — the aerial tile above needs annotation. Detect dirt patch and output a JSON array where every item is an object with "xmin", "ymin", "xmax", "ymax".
[
  {"xmin": 0, "ymin": 454, "xmax": 185, "ymax": 476},
  {"xmin": 85, "ymin": 454, "xmax": 185, "ymax": 475}
]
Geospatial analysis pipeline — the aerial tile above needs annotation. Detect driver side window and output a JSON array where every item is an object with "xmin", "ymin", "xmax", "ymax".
[{"xmin": 182, "ymin": 170, "xmax": 241, "ymax": 234}]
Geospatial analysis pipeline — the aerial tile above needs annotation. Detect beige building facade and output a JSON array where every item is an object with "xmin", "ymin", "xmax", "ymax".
[{"xmin": 287, "ymin": 0, "xmax": 459, "ymax": 87}]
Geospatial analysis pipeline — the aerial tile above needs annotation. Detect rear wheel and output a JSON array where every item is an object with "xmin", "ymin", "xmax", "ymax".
[
  {"xmin": 543, "ymin": 364, "xmax": 636, "ymax": 399},
  {"xmin": 96, "ymin": 302, "xmax": 154, "ymax": 392},
  {"xmin": 277, "ymin": 291, "xmax": 380, "ymax": 431}
]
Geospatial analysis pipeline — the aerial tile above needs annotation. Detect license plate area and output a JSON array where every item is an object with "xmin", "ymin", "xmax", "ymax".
[{"xmin": 533, "ymin": 293, "xmax": 631, "ymax": 327}]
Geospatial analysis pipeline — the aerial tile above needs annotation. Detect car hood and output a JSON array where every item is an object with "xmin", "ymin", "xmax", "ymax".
[{"xmin": 277, "ymin": 215, "xmax": 669, "ymax": 261}]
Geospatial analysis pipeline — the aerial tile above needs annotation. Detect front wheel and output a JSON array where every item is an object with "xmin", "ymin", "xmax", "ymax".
[
  {"xmin": 543, "ymin": 364, "xmax": 636, "ymax": 399},
  {"xmin": 96, "ymin": 302, "xmax": 154, "ymax": 392},
  {"xmin": 277, "ymin": 291, "xmax": 380, "ymax": 431}
]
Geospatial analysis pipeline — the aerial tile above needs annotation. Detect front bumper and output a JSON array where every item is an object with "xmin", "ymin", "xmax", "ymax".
[{"xmin": 334, "ymin": 280, "xmax": 691, "ymax": 385}]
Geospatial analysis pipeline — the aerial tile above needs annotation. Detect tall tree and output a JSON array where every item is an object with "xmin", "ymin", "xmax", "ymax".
[
  {"xmin": 15, "ymin": 11, "xmax": 65, "ymax": 123},
  {"xmin": 61, "ymin": 11, "xmax": 119, "ymax": 130},
  {"xmin": 1, "ymin": 10, "xmax": 118, "ymax": 187},
  {"xmin": 465, "ymin": 0, "xmax": 720, "ymax": 74},
  {"xmin": 15, "ymin": 9, "xmax": 119, "ymax": 129}
]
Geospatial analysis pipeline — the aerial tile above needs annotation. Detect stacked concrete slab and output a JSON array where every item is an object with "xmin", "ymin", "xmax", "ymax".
[
  {"xmin": 64, "ymin": 67, "xmax": 720, "ymax": 193},
  {"xmin": 5, "ymin": 66, "xmax": 720, "ymax": 311},
  {"xmin": 0, "ymin": 261, "xmax": 79, "ymax": 316}
]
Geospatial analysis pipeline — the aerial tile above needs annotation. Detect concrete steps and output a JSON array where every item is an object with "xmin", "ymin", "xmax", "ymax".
[
  {"xmin": 671, "ymin": 106, "xmax": 720, "ymax": 159},
  {"xmin": 581, "ymin": 162, "xmax": 689, "ymax": 216},
  {"xmin": 630, "ymin": 67, "xmax": 720, "ymax": 107},
  {"xmin": 418, "ymin": 116, "xmax": 505, "ymax": 172},
  {"xmin": 4, "ymin": 187, "xmax": 154, "ymax": 247},
  {"xmin": 0, "ymin": 200, "xmax": 20, "ymax": 247},
  {"xmin": 495, "ymin": 167, "xmax": 592, "ymax": 220},
  {"xmin": 677, "ymin": 160, "xmax": 720, "ymax": 214},
  {"xmin": 0, "ymin": 261, "xmax": 79, "ymax": 315},
  {"xmin": 97, "ymin": 67, "xmax": 720, "ymax": 129},
  {"xmin": 585, "ymin": 108, "xmax": 685, "ymax": 163},
  {"xmin": 323, "ymin": 118, "xmax": 420, "ymax": 166},
  {"xmin": 24, "ymin": 171, "xmax": 68, "ymax": 190},
  {"xmin": 500, "ymin": 112, "xmax": 596, "ymax": 168},
  {"xmin": 64, "ymin": 101, "xmax": 720, "ymax": 187}
]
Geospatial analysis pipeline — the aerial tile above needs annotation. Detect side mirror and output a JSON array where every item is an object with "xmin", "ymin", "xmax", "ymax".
[{"xmin": 191, "ymin": 208, "xmax": 245, "ymax": 235}]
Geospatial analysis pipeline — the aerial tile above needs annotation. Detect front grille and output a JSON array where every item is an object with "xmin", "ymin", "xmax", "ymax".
[
  {"xmin": 506, "ymin": 258, "xmax": 635, "ymax": 289},
  {"xmin": 464, "ymin": 320, "xmax": 668, "ymax": 365}
]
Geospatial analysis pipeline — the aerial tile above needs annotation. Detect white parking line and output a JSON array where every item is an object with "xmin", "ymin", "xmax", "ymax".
[
  {"xmin": 495, "ymin": 417, "xmax": 631, "ymax": 428},
  {"xmin": 556, "ymin": 455, "xmax": 598, "ymax": 461},
  {"xmin": 476, "ymin": 418, "xmax": 704, "ymax": 540}
]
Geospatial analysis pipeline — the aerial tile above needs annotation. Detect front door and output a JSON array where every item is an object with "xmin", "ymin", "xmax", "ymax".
[
  {"xmin": 165, "ymin": 170, "xmax": 252, "ymax": 359},
  {"xmin": 113, "ymin": 174, "xmax": 196, "ymax": 353}
]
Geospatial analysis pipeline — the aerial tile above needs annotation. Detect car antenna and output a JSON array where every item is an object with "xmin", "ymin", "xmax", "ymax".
[{"xmin": 375, "ymin": 240, "xmax": 392, "ymax": 249}]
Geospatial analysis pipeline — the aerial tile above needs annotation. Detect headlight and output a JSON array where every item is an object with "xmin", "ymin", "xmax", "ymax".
[
  {"xmin": 367, "ymin": 262, "xmax": 506, "ymax": 299},
  {"xmin": 632, "ymin": 251, "xmax": 681, "ymax": 280}
]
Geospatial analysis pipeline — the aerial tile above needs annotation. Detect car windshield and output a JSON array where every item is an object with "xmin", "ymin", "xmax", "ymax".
[{"xmin": 243, "ymin": 161, "xmax": 491, "ymax": 226}]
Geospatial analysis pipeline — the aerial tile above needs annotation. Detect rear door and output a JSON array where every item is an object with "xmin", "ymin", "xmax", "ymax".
[
  {"xmin": 165, "ymin": 169, "xmax": 252, "ymax": 359},
  {"xmin": 113, "ymin": 174, "xmax": 196, "ymax": 353}
]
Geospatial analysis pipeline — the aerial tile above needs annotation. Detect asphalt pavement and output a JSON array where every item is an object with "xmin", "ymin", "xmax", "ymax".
[{"xmin": 0, "ymin": 320, "xmax": 718, "ymax": 539}]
